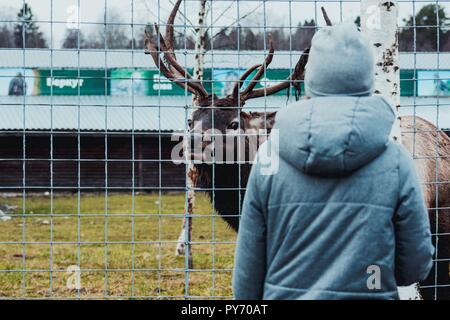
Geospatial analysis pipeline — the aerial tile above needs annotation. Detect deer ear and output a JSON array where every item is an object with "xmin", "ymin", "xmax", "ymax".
[{"xmin": 194, "ymin": 94, "xmax": 212, "ymax": 108}]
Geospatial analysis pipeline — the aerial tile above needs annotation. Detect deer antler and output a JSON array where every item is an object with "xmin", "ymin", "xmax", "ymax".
[
  {"xmin": 145, "ymin": 1, "xmax": 333, "ymax": 107},
  {"xmin": 321, "ymin": 7, "xmax": 333, "ymax": 26},
  {"xmin": 230, "ymin": 33, "xmax": 275, "ymax": 104},
  {"xmin": 230, "ymin": 34, "xmax": 305, "ymax": 105},
  {"xmin": 238, "ymin": 34, "xmax": 276, "ymax": 100},
  {"xmin": 144, "ymin": 0, "xmax": 209, "ymax": 104},
  {"xmin": 231, "ymin": 64, "xmax": 262, "ymax": 100},
  {"xmin": 230, "ymin": 7, "xmax": 332, "ymax": 106}
]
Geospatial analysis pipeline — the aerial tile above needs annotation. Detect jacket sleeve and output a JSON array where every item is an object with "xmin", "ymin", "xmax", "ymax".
[
  {"xmin": 232, "ymin": 161, "xmax": 267, "ymax": 300},
  {"xmin": 394, "ymin": 146, "xmax": 435, "ymax": 286}
]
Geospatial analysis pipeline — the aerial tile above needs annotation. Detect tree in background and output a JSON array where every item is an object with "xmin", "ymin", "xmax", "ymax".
[
  {"xmin": 174, "ymin": 33, "xmax": 196, "ymax": 50},
  {"xmin": 242, "ymin": 28, "xmax": 258, "ymax": 50},
  {"xmin": 13, "ymin": 2, "xmax": 47, "ymax": 48},
  {"xmin": 61, "ymin": 28, "xmax": 86, "ymax": 49},
  {"xmin": 270, "ymin": 27, "xmax": 289, "ymax": 50},
  {"xmin": 399, "ymin": 4, "xmax": 450, "ymax": 52},
  {"xmin": 104, "ymin": 11, "xmax": 133, "ymax": 50},
  {"xmin": 292, "ymin": 19, "xmax": 316, "ymax": 50},
  {"xmin": 0, "ymin": 25, "xmax": 15, "ymax": 48},
  {"xmin": 210, "ymin": 26, "xmax": 293, "ymax": 51},
  {"xmin": 55, "ymin": 3, "xmax": 450, "ymax": 52},
  {"xmin": 80, "ymin": 9, "xmax": 132, "ymax": 49},
  {"xmin": 132, "ymin": 24, "xmax": 153, "ymax": 50},
  {"xmin": 132, "ymin": 23, "xmax": 195, "ymax": 50},
  {"xmin": 211, "ymin": 27, "xmax": 235, "ymax": 50},
  {"xmin": 2, "ymin": 2, "xmax": 450, "ymax": 52}
]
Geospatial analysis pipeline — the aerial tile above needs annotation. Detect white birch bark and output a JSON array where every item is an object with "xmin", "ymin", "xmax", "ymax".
[
  {"xmin": 177, "ymin": 0, "xmax": 208, "ymax": 268},
  {"xmin": 361, "ymin": 0, "xmax": 421, "ymax": 300},
  {"xmin": 193, "ymin": 0, "xmax": 207, "ymax": 82},
  {"xmin": 361, "ymin": 0, "xmax": 401, "ymax": 143}
]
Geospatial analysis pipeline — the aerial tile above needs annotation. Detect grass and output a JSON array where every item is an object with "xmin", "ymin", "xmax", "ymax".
[{"xmin": 0, "ymin": 192, "xmax": 236, "ymax": 299}]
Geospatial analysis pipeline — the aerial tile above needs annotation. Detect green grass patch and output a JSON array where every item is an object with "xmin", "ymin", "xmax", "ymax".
[{"xmin": 0, "ymin": 192, "xmax": 235, "ymax": 299}]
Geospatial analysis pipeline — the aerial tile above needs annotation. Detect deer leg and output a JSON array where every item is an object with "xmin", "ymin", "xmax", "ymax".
[
  {"xmin": 176, "ymin": 211, "xmax": 194, "ymax": 269},
  {"xmin": 420, "ymin": 209, "xmax": 450, "ymax": 300},
  {"xmin": 176, "ymin": 217, "xmax": 186, "ymax": 256},
  {"xmin": 398, "ymin": 284, "xmax": 422, "ymax": 300},
  {"xmin": 420, "ymin": 255, "xmax": 450, "ymax": 300},
  {"xmin": 433, "ymin": 208, "xmax": 450, "ymax": 300},
  {"xmin": 187, "ymin": 215, "xmax": 193, "ymax": 269},
  {"xmin": 176, "ymin": 216, "xmax": 194, "ymax": 269}
]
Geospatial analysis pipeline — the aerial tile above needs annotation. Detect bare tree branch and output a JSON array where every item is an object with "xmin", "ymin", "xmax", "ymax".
[
  {"xmin": 206, "ymin": 0, "xmax": 235, "ymax": 33},
  {"xmin": 210, "ymin": 2, "xmax": 264, "ymax": 40},
  {"xmin": 167, "ymin": 0, "xmax": 196, "ymax": 29},
  {"xmin": 140, "ymin": 0, "xmax": 196, "ymax": 34}
]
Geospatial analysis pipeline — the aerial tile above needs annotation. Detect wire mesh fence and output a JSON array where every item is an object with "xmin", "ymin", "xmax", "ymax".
[{"xmin": 0, "ymin": 0, "xmax": 448, "ymax": 299}]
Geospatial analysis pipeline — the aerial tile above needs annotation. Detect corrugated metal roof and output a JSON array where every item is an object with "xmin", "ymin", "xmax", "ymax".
[
  {"xmin": 1, "ymin": 49, "xmax": 449, "ymax": 70},
  {"xmin": 1, "ymin": 96, "xmax": 450, "ymax": 131},
  {"xmin": 0, "ymin": 95, "xmax": 285, "ymax": 132},
  {"xmin": 0, "ymin": 49, "xmax": 304, "ymax": 70},
  {"xmin": 0, "ymin": 96, "xmax": 184, "ymax": 132}
]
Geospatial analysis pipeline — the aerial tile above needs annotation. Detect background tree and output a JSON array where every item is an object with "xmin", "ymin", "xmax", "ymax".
[
  {"xmin": 269, "ymin": 27, "xmax": 289, "ymax": 50},
  {"xmin": 242, "ymin": 28, "xmax": 257, "ymax": 50},
  {"xmin": 104, "ymin": 12, "xmax": 132, "ymax": 50},
  {"xmin": 13, "ymin": 2, "xmax": 47, "ymax": 48},
  {"xmin": 132, "ymin": 24, "xmax": 153, "ymax": 50},
  {"xmin": 61, "ymin": 28, "xmax": 86, "ymax": 49},
  {"xmin": 399, "ymin": 4, "xmax": 450, "ymax": 52},
  {"xmin": 82, "ymin": 9, "xmax": 132, "ymax": 49},
  {"xmin": 0, "ymin": 25, "xmax": 14, "ymax": 48},
  {"xmin": 212, "ymin": 27, "xmax": 234, "ymax": 50},
  {"xmin": 292, "ymin": 19, "xmax": 316, "ymax": 50}
]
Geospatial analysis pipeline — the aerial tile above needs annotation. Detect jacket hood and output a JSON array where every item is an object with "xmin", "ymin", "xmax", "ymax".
[
  {"xmin": 274, "ymin": 96, "xmax": 395, "ymax": 177},
  {"xmin": 304, "ymin": 23, "xmax": 374, "ymax": 97}
]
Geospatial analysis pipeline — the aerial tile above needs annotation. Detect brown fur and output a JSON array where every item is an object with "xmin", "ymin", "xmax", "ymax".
[
  {"xmin": 192, "ymin": 112, "xmax": 450, "ymax": 299},
  {"xmin": 401, "ymin": 116, "xmax": 450, "ymax": 299}
]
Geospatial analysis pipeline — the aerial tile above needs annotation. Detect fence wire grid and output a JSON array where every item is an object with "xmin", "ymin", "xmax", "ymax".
[{"xmin": 0, "ymin": 0, "xmax": 449, "ymax": 300}]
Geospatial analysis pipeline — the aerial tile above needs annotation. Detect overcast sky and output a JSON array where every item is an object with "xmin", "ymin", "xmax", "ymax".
[{"xmin": 0, "ymin": 0, "xmax": 447, "ymax": 47}]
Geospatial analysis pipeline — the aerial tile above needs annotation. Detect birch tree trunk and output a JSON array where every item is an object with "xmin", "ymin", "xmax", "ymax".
[
  {"xmin": 180, "ymin": 0, "xmax": 207, "ymax": 269},
  {"xmin": 361, "ymin": 0, "xmax": 401, "ymax": 143},
  {"xmin": 361, "ymin": 0, "xmax": 422, "ymax": 300},
  {"xmin": 193, "ymin": 0, "xmax": 207, "ymax": 82}
]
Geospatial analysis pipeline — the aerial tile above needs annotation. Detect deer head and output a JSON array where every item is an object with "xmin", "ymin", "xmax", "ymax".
[{"xmin": 145, "ymin": 0, "xmax": 330, "ymax": 162}]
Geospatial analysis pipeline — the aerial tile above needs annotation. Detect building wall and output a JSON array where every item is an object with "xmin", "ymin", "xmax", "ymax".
[{"xmin": 0, "ymin": 133, "xmax": 186, "ymax": 192}]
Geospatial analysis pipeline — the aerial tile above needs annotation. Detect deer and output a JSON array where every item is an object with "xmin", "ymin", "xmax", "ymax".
[
  {"xmin": 145, "ymin": 0, "xmax": 449, "ymax": 300},
  {"xmin": 401, "ymin": 116, "xmax": 450, "ymax": 300}
]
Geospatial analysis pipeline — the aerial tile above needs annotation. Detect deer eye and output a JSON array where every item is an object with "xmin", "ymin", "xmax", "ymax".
[{"xmin": 228, "ymin": 121, "xmax": 240, "ymax": 131}]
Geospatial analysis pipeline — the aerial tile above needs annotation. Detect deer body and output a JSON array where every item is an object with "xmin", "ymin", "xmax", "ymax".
[
  {"xmin": 401, "ymin": 116, "xmax": 450, "ymax": 300},
  {"xmin": 190, "ymin": 112, "xmax": 450, "ymax": 300},
  {"xmin": 195, "ymin": 163, "xmax": 250, "ymax": 231}
]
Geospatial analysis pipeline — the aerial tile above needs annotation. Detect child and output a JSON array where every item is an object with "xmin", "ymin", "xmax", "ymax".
[{"xmin": 232, "ymin": 23, "xmax": 434, "ymax": 300}]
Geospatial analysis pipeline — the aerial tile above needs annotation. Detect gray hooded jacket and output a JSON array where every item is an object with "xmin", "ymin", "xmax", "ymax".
[{"xmin": 232, "ymin": 96, "xmax": 434, "ymax": 300}]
